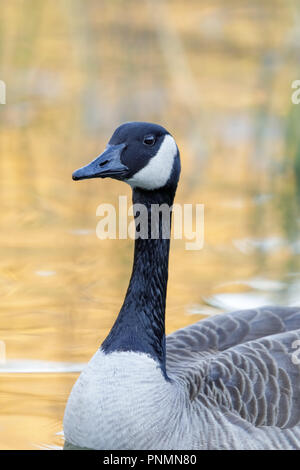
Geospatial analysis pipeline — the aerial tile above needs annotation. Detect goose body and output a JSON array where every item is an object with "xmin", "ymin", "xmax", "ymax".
[{"xmin": 64, "ymin": 122, "xmax": 300, "ymax": 450}]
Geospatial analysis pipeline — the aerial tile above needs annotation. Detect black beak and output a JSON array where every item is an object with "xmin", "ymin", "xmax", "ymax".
[{"xmin": 72, "ymin": 143, "xmax": 128, "ymax": 181}]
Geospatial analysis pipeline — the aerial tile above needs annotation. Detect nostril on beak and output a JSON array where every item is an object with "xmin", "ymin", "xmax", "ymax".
[{"xmin": 99, "ymin": 160, "xmax": 110, "ymax": 167}]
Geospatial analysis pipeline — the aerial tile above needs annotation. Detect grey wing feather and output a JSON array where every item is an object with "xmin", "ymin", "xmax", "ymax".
[
  {"xmin": 196, "ymin": 330, "xmax": 300, "ymax": 428},
  {"xmin": 166, "ymin": 306, "xmax": 300, "ymax": 356},
  {"xmin": 166, "ymin": 307, "xmax": 300, "ymax": 430}
]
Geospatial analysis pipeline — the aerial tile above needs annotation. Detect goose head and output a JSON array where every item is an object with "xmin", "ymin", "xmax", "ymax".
[{"xmin": 72, "ymin": 122, "xmax": 181, "ymax": 191}]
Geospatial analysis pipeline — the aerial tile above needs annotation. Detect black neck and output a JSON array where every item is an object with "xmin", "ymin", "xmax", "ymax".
[{"xmin": 101, "ymin": 185, "xmax": 177, "ymax": 374}]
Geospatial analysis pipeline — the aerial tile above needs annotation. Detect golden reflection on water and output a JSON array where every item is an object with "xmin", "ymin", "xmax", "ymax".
[{"xmin": 1, "ymin": 0, "xmax": 300, "ymax": 449}]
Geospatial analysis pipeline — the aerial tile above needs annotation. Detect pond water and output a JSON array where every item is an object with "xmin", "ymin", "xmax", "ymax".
[{"xmin": 0, "ymin": 0, "xmax": 300, "ymax": 449}]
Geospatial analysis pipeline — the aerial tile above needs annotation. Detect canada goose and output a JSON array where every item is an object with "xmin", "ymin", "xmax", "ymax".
[{"xmin": 64, "ymin": 122, "xmax": 300, "ymax": 450}]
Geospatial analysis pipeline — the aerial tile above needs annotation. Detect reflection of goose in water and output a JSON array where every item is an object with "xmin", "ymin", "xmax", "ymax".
[{"xmin": 64, "ymin": 122, "xmax": 300, "ymax": 450}]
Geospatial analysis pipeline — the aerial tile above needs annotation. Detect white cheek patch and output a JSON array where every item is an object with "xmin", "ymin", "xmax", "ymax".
[{"xmin": 126, "ymin": 134, "xmax": 177, "ymax": 190}]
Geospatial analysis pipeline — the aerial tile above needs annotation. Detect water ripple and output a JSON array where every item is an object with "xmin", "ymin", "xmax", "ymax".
[{"xmin": 0, "ymin": 359, "xmax": 86, "ymax": 374}]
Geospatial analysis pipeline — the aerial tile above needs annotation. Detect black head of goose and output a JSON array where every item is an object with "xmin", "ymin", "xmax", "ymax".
[{"xmin": 64, "ymin": 122, "xmax": 300, "ymax": 450}]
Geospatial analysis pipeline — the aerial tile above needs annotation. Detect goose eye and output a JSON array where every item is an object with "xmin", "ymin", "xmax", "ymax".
[{"xmin": 143, "ymin": 135, "xmax": 156, "ymax": 146}]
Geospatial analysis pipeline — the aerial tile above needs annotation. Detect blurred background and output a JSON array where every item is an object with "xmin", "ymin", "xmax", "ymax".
[{"xmin": 0, "ymin": 0, "xmax": 300, "ymax": 449}]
